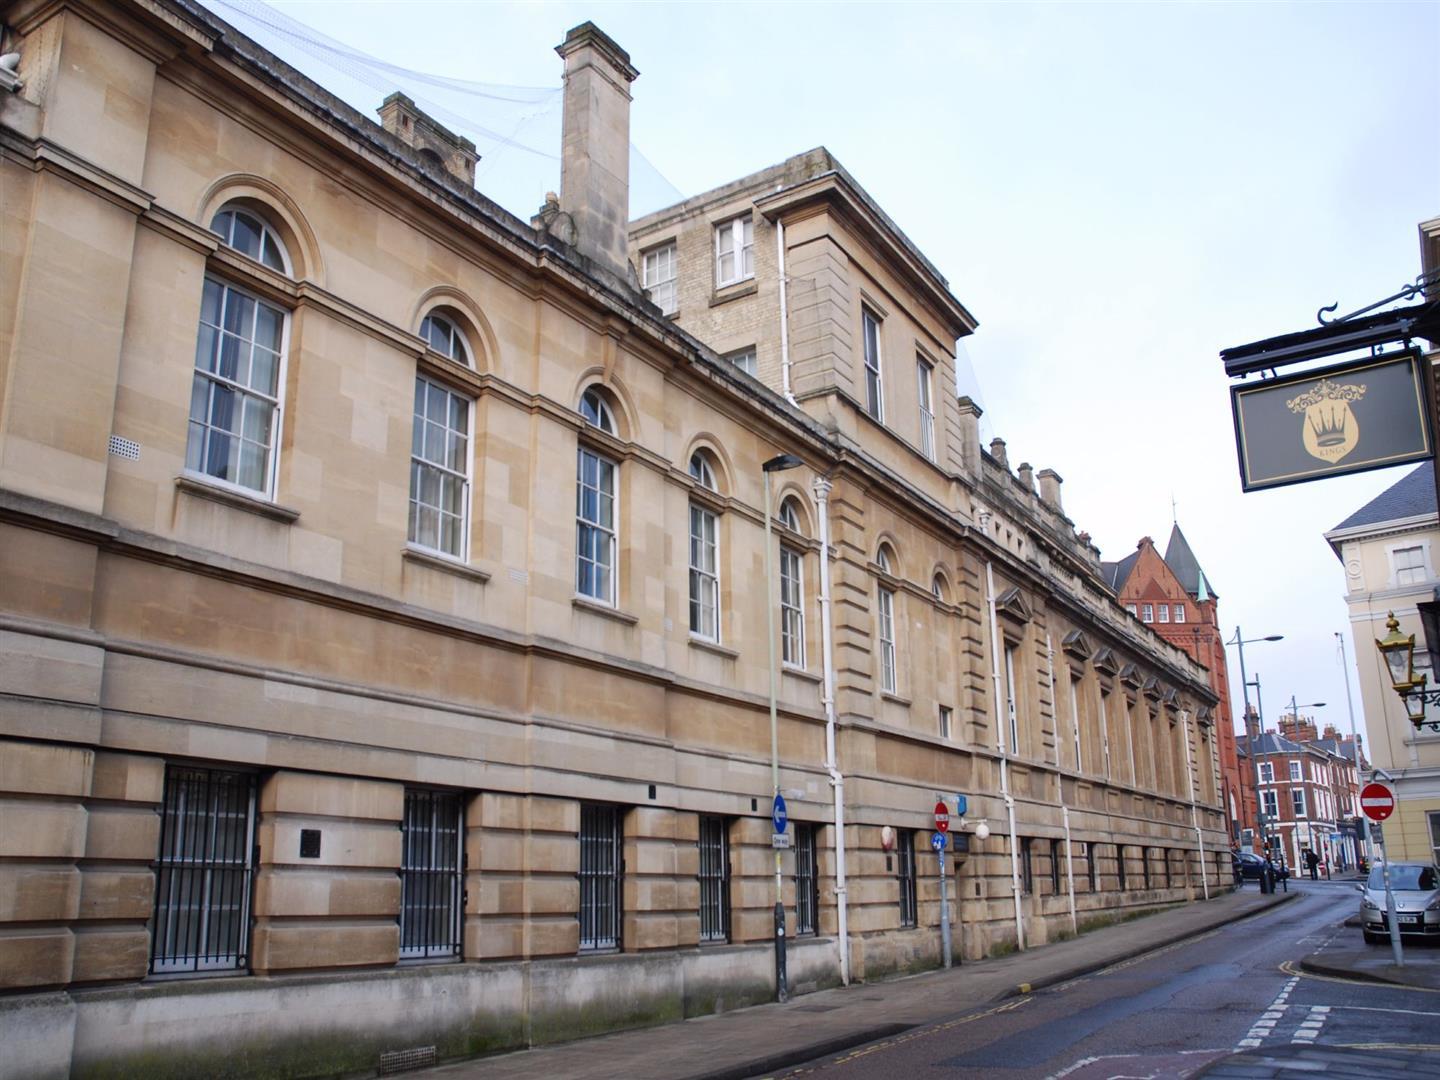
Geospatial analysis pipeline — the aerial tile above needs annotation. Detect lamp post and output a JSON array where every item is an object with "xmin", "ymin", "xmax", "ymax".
[
  {"xmin": 1376, "ymin": 611, "xmax": 1440, "ymax": 733},
  {"xmin": 1226, "ymin": 628, "xmax": 1282, "ymax": 891},
  {"xmin": 763, "ymin": 452, "xmax": 804, "ymax": 1003},
  {"xmin": 1284, "ymin": 695, "xmax": 1324, "ymax": 877},
  {"xmin": 1336, "ymin": 632, "xmax": 1366, "ymax": 870}
]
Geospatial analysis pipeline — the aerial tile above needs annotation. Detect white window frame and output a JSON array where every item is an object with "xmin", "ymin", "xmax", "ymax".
[
  {"xmin": 862, "ymin": 308, "xmax": 884, "ymax": 422},
  {"xmin": 642, "ymin": 242, "xmax": 678, "ymax": 315},
  {"xmin": 916, "ymin": 356, "xmax": 935, "ymax": 461},
  {"xmin": 211, "ymin": 204, "xmax": 290, "ymax": 274},
  {"xmin": 1288, "ymin": 761, "xmax": 1301, "ymax": 782},
  {"xmin": 419, "ymin": 312, "xmax": 472, "ymax": 367},
  {"xmin": 726, "ymin": 347, "xmax": 758, "ymax": 377},
  {"xmin": 1141, "ymin": 603, "xmax": 1154, "ymax": 623},
  {"xmin": 780, "ymin": 543, "xmax": 805, "ymax": 668},
  {"xmin": 1069, "ymin": 674, "xmax": 1083, "ymax": 772},
  {"xmin": 1291, "ymin": 788, "xmax": 1306, "ymax": 818},
  {"xmin": 1004, "ymin": 643, "xmax": 1021, "ymax": 755},
  {"xmin": 714, "ymin": 216, "xmax": 754, "ymax": 287},
  {"xmin": 689, "ymin": 502, "xmax": 720, "ymax": 641},
  {"xmin": 576, "ymin": 445, "xmax": 618, "ymax": 604},
  {"xmin": 939, "ymin": 705, "xmax": 953, "ymax": 740},
  {"xmin": 1391, "ymin": 542, "xmax": 1430, "ymax": 587},
  {"xmin": 1158, "ymin": 604, "xmax": 1169, "ymax": 623},
  {"xmin": 878, "ymin": 585, "xmax": 897, "ymax": 694},
  {"xmin": 1174, "ymin": 604, "xmax": 1186, "ymax": 623},
  {"xmin": 1259, "ymin": 762, "xmax": 1274, "ymax": 783},
  {"xmin": 1126, "ymin": 604, "xmax": 1137, "ymax": 617},
  {"xmin": 408, "ymin": 375, "xmax": 473, "ymax": 559},
  {"xmin": 186, "ymin": 276, "xmax": 289, "ymax": 499},
  {"xmin": 1262, "ymin": 789, "xmax": 1278, "ymax": 818}
]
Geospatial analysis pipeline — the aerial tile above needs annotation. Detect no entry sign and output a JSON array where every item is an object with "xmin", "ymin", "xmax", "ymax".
[
  {"xmin": 934, "ymin": 801, "xmax": 950, "ymax": 833},
  {"xmin": 1360, "ymin": 782, "xmax": 1396, "ymax": 822}
]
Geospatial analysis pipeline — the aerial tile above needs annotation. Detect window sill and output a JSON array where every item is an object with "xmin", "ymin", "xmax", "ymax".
[
  {"xmin": 175, "ymin": 474, "xmax": 299, "ymax": 524},
  {"xmin": 709, "ymin": 279, "xmax": 757, "ymax": 307},
  {"xmin": 689, "ymin": 636, "xmax": 739, "ymax": 661},
  {"xmin": 403, "ymin": 546, "xmax": 490, "ymax": 584},
  {"xmin": 782, "ymin": 665, "xmax": 822, "ymax": 684},
  {"xmin": 573, "ymin": 596, "xmax": 639, "ymax": 625},
  {"xmin": 880, "ymin": 691, "xmax": 912, "ymax": 708}
]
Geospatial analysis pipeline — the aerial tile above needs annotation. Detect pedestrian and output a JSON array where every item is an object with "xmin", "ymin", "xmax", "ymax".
[{"xmin": 1304, "ymin": 848, "xmax": 1319, "ymax": 881}]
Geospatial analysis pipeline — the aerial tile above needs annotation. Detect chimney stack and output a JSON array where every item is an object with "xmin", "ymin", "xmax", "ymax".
[
  {"xmin": 989, "ymin": 437, "xmax": 1008, "ymax": 471},
  {"xmin": 1017, "ymin": 462, "xmax": 1035, "ymax": 494},
  {"xmin": 1038, "ymin": 468, "xmax": 1063, "ymax": 512},
  {"xmin": 555, "ymin": 23, "xmax": 638, "ymax": 281},
  {"xmin": 956, "ymin": 396, "xmax": 983, "ymax": 477}
]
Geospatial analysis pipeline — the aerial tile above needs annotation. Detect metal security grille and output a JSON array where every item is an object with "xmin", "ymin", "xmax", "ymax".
[
  {"xmin": 698, "ymin": 816, "xmax": 730, "ymax": 943},
  {"xmin": 579, "ymin": 803, "xmax": 622, "ymax": 951},
  {"xmin": 897, "ymin": 831, "xmax": 917, "ymax": 927},
  {"xmin": 150, "ymin": 765, "xmax": 255, "ymax": 974},
  {"xmin": 1050, "ymin": 839, "xmax": 1062, "ymax": 894},
  {"xmin": 399, "ymin": 789, "xmax": 462, "ymax": 959},
  {"xmin": 795, "ymin": 823, "xmax": 818, "ymax": 936},
  {"xmin": 1142, "ymin": 847, "xmax": 1152, "ymax": 890},
  {"xmin": 1117, "ymin": 845, "xmax": 1128, "ymax": 890}
]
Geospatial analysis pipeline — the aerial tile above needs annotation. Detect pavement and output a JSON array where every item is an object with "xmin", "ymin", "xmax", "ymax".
[{"xmin": 420, "ymin": 886, "xmax": 1300, "ymax": 1080}]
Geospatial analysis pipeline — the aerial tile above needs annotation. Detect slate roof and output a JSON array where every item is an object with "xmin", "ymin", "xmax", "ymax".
[
  {"xmin": 1100, "ymin": 549, "xmax": 1140, "ymax": 594},
  {"xmin": 1331, "ymin": 461, "xmax": 1436, "ymax": 532},
  {"xmin": 1237, "ymin": 732, "xmax": 1305, "ymax": 756},
  {"xmin": 1164, "ymin": 523, "xmax": 1216, "ymax": 599}
]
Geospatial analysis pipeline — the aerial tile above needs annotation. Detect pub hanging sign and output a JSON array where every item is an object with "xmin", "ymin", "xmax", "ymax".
[{"xmin": 1231, "ymin": 349, "xmax": 1432, "ymax": 492}]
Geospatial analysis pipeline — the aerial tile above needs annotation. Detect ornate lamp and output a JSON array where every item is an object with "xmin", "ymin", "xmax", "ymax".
[{"xmin": 1375, "ymin": 611, "xmax": 1440, "ymax": 733}]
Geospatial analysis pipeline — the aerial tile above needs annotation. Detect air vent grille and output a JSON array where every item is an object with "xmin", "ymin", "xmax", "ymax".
[{"xmin": 108, "ymin": 435, "xmax": 140, "ymax": 461}]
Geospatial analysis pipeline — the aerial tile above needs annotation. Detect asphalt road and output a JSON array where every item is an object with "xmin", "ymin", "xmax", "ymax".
[{"xmin": 766, "ymin": 880, "xmax": 1440, "ymax": 1080}]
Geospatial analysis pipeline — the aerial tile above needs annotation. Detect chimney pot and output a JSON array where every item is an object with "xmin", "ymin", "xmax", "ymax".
[
  {"xmin": 1038, "ymin": 468, "xmax": 1063, "ymax": 512},
  {"xmin": 1017, "ymin": 462, "xmax": 1035, "ymax": 493},
  {"xmin": 989, "ymin": 437, "xmax": 1008, "ymax": 470}
]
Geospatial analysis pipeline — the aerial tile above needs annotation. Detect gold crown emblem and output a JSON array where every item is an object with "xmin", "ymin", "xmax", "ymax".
[{"xmin": 1287, "ymin": 378, "xmax": 1366, "ymax": 461}]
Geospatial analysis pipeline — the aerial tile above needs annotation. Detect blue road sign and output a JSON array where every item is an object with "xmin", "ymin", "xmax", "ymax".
[
  {"xmin": 954, "ymin": 794, "xmax": 968, "ymax": 817},
  {"xmin": 772, "ymin": 793, "xmax": 788, "ymax": 834},
  {"xmin": 931, "ymin": 831, "xmax": 947, "ymax": 851}
]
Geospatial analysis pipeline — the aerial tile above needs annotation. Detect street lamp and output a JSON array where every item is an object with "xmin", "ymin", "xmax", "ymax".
[
  {"xmin": 763, "ymin": 452, "xmax": 804, "ymax": 1003},
  {"xmin": 1375, "ymin": 611, "xmax": 1440, "ymax": 733},
  {"xmin": 1283, "ymin": 695, "xmax": 1325, "ymax": 876},
  {"xmin": 1225, "ymin": 628, "xmax": 1282, "ymax": 891}
]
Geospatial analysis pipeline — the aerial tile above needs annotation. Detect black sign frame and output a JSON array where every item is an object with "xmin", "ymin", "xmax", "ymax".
[{"xmin": 1231, "ymin": 348, "xmax": 1433, "ymax": 493}]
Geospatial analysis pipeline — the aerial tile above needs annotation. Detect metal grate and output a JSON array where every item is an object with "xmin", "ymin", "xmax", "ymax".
[
  {"xmin": 698, "ymin": 816, "xmax": 730, "ymax": 943},
  {"xmin": 108, "ymin": 434, "xmax": 140, "ymax": 460},
  {"xmin": 377, "ymin": 1045, "xmax": 437, "ymax": 1076},
  {"xmin": 150, "ymin": 765, "xmax": 256, "ymax": 974},
  {"xmin": 795, "ymin": 823, "xmax": 818, "ymax": 935},
  {"xmin": 897, "ymin": 831, "xmax": 917, "ymax": 927},
  {"xmin": 579, "ymin": 803, "xmax": 622, "ymax": 951},
  {"xmin": 399, "ymin": 789, "xmax": 463, "ymax": 959}
]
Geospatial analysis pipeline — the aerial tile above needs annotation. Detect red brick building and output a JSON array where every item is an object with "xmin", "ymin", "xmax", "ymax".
[{"xmin": 1105, "ymin": 527, "xmax": 1251, "ymax": 844}]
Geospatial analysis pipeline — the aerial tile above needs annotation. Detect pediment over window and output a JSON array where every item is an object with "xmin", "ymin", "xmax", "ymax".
[
  {"xmin": 995, "ymin": 586, "xmax": 1033, "ymax": 624},
  {"xmin": 1119, "ymin": 664, "xmax": 1143, "ymax": 690},
  {"xmin": 1195, "ymin": 705, "xmax": 1214, "ymax": 726},
  {"xmin": 1143, "ymin": 677, "xmax": 1165, "ymax": 702},
  {"xmin": 1061, "ymin": 630, "xmax": 1094, "ymax": 660},
  {"xmin": 1092, "ymin": 647, "xmax": 1121, "ymax": 676}
]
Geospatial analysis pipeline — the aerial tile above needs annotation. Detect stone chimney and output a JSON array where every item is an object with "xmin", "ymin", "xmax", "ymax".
[
  {"xmin": 555, "ymin": 22, "xmax": 638, "ymax": 280},
  {"xmin": 377, "ymin": 92, "xmax": 478, "ymax": 186},
  {"xmin": 989, "ymin": 437, "xmax": 1008, "ymax": 471},
  {"xmin": 956, "ymin": 396, "xmax": 983, "ymax": 476},
  {"xmin": 1017, "ymin": 462, "xmax": 1035, "ymax": 494},
  {"xmin": 1038, "ymin": 468, "xmax": 1063, "ymax": 512}
]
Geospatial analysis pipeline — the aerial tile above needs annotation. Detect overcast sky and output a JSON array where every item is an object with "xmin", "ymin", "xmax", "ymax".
[{"xmin": 211, "ymin": 0, "xmax": 1439, "ymax": 751}]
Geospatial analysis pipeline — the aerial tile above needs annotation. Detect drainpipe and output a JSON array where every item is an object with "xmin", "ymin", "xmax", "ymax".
[
  {"xmin": 813, "ymin": 476, "xmax": 848, "ymax": 985},
  {"xmin": 1182, "ymin": 710, "xmax": 1209, "ymax": 900},
  {"xmin": 1047, "ymin": 634, "xmax": 1077, "ymax": 937},
  {"xmin": 777, "ymin": 219, "xmax": 797, "ymax": 406},
  {"xmin": 985, "ymin": 558, "xmax": 1025, "ymax": 951}
]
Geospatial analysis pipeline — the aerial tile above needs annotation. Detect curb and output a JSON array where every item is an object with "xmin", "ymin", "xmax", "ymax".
[
  {"xmin": 1297, "ymin": 953, "xmax": 1440, "ymax": 990},
  {"xmin": 1002, "ymin": 890, "xmax": 1299, "ymax": 999}
]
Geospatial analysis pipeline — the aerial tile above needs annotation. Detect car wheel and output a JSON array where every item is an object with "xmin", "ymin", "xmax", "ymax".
[{"xmin": 1363, "ymin": 930, "xmax": 1382, "ymax": 944}]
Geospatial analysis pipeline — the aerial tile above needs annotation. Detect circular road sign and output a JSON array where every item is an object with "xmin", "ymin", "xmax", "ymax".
[
  {"xmin": 772, "ymin": 793, "xmax": 788, "ymax": 833},
  {"xmin": 1360, "ymin": 782, "xmax": 1396, "ymax": 822},
  {"xmin": 934, "ymin": 801, "xmax": 950, "ymax": 833}
]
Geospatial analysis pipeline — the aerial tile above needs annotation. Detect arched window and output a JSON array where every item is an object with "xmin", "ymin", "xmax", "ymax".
[
  {"xmin": 876, "ymin": 544, "xmax": 898, "ymax": 692},
  {"xmin": 689, "ymin": 451, "xmax": 717, "ymax": 492},
  {"xmin": 778, "ymin": 497, "xmax": 802, "ymax": 534},
  {"xmin": 420, "ymin": 312, "xmax": 471, "ymax": 366},
  {"xmin": 579, "ymin": 388, "xmax": 617, "ymax": 435},
  {"xmin": 576, "ymin": 387, "xmax": 619, "ymax": 604},
  {"xmin": 932, "ymin": 574, "xmax": 948, "ymax": 603},
  {"xmin": 876, "ymin": 544, "xmax": 894, "ymax": 575},
  {"xmin": 187, "ymin": 204, "xmax": 292, "ymax": 497},
  {"xmin": 210, "ymin": 203, "xmax": 289, "ymax": 273}
]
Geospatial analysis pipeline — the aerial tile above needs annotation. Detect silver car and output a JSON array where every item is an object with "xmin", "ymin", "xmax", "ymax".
[{"xmin": 1360, "ymin": 862, "xmax": 1440, "ymax": 943}]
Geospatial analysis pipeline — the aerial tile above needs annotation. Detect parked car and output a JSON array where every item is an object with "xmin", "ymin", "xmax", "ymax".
[
  {"xmin": 1232, "ymin": 851, "xmax": 1289, "ymax": 882},
  {"xmin": 1359, "ymin": 862, "xmax": 1440, "ymax": 943}
]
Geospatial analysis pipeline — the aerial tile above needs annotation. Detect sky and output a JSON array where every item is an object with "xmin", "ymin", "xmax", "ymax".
[{"xmin": 206, "ymin": 0, "xmax": 1439, "ymax": 751}]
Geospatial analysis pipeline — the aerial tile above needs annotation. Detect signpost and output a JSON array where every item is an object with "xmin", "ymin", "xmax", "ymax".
[
  {"xmin": 1361, "ymin": 781, "xmax": 1404, "ymax": 967},
  {"xmin": 932, "ymin": 830, "xmax": 951, "ymax": 968}
]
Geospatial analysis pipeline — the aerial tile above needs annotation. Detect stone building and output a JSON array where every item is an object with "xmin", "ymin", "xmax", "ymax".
[
  {"xmin": 1103, "ymin": 527, "xmax": 1250, "ymax": 846},
  {"xmin": 0, "ymin": 2, "xmax": 1227, "ymax": 1076},
  {"xmin": 1327, "ymin": 459, "xmax": 1440, "ymax": 865}
]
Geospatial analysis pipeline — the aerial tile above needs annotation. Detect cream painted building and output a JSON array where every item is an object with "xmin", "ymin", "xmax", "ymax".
[
  {"xmin": 0, "ymin": 2, "xmax": 1228, "ymax": 1077},
  {"xmin": 1327, "ymin": 459, "xmax": 1440, "ymax": 865}
]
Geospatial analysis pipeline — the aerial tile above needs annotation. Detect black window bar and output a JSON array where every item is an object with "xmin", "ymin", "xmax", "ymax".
[
  {"xmin": 897, "ymin": 831, "xmax": 917, "ymax": 927},
  {"xmin": 1050, "ymin": 839, "xmax": 1062, "ymax": 894},
  {"xmin": 149, "ymin": 765, "xmax": 256, "ymax": 975},
  {"xmin": 698, "ymin": 815, "xmax": 730, "ymax": 943},
  {"xmin": 795, "ymin": 823, "xmax": 819, "ymax": 936},
  {"xmin": 1117, "ymin": 845, "xmax": 1128, "ymax": 891},
  {"xmin": 579, "ymin": 803, "xmax": 622, "ymax": 951},
  {"xmin": 399, "ymin": 788, "xmax": 463, "ymax": 960}
]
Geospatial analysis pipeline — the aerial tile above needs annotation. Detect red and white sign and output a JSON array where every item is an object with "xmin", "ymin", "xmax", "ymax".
[
  {"xmin": 934, "ymin": 801, "xmax": 950, "ymax": 833},
  {"xmin": 1360, "ymin": 782, "xmax": 1396, "ymax": 822}
]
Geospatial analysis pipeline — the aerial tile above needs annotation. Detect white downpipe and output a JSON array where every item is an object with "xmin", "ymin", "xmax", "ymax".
[
  {"xmin": 1182, "ymin": 711, "xmax": 1209, "ymax": 900},
  {"xmin": 813, "ymin": 476, "xmax": 848, "ymax": 985},
  {"xmin": 1047, "ymin": 635, "xmax": 1077, "ymax": 936},
  {"xmin": 985, "ymin": 559, "xmax": 1025, "ymax": 951},
  {"xmin": 777, "ymin": 220, "xmax": 797, "ymax": 405}
]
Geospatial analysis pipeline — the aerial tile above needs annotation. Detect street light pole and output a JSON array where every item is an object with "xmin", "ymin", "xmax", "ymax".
[
  {"xmin": 1226, "ymin": 627, "xmax": 1282, "ymax": 892},
  {"xmin": 763, "ymin": 453, "xmax": 803, "ymax": 1004},
  {"xmin": 1336, "ymin": 632, "xmax": 1368, "ymax": 870},
  {"xmin": 1285, "ymin": 694, "xmax": 1325, "ymax": 877}
]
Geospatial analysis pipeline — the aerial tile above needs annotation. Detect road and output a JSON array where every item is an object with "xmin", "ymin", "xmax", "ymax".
[{"xmin": 767, "ymin": 880, "xmax": 1440, "ymax": 1080}]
